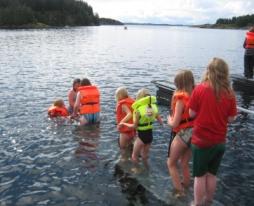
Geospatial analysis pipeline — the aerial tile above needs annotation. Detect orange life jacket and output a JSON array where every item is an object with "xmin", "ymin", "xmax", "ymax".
[
  {"xmin": 171, "ymin": 91, "xmax": 193, "ymax": 133},
  {"xmin": 79, "ymin": 85, "xmax": 100, "ymax": 114},
  {"xmin": 245, "ymin": 31, "xmax": 254, "ymax": 49},
  {"xmin": 116, "ymin": 97, "xmax": 135, "ymax": 133},
  {"xmin": 48, "ymin": 106, "xmax": 69, "ymax": 118}
]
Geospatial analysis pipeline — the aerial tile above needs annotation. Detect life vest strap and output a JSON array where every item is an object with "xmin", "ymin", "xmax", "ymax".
[
  {"xmin": 138, "ymin": 122, "xmax": 153, "ymax": 127},
  {"xmin": 82, "ymin": 102, "xmax": 98, "ymax": 105}
]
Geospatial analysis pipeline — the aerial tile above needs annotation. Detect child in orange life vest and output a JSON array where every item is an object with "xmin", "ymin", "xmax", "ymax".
[
  {"xmin": 48, "ymin": 99, "xmax": 69, "ymax": 118},
  {"xmin": 115, "ymin": 87, "xmax": 136, "ymax": 160},
  {"xmin": 120, "ymin": 88, "xmax": 163, "ymax": 167},
  {"xmin": 167, "ymin": 69, "xmax": 195, "ymax": 198},
  {"xmin": 72, "ymin": 78, "xmax": 100, "ymax": 125}
]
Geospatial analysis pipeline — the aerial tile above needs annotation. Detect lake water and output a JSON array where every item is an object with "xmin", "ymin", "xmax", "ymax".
[{"xmin": 0, "ymin": 25, "xmax": 253, "ymax": 206}]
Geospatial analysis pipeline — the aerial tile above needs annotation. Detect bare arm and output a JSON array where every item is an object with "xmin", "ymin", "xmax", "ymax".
[
  {"xmin": 120, "ymin": 104, "xmax": 132, "ymax": 124},
  {"xmin": 156, "ymin": 114, "xmax": 164, "ymax": 126},
  {"xmin": 189, "ymin": 108, "xmax": 196, "ymax": 119},
  {"xmin": 120, "ymin": 111, "xmax": 139, "ymax": 129},
  {"xmin": 168, "ymin": 100, "xmax": 184, "ymax": 128},
  {"xmin": 68, "ymin": 90, "xmax": 75, "ymax": 108},
  {"xmin": 228, "ymin": 116, "xmax": 236, "ymax": 123},
  {"xmin": 73, "ymin": 92, "xmax": 80, "ymax": 117}
]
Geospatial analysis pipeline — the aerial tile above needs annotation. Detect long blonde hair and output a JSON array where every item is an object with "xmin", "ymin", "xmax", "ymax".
[
  {"xmin": 174, "ymin": 69, "xmax": 194, "ymax": 95},
  {"xmin": 202, "ymin": 57, "xmax": 234, "ymax": 99}
]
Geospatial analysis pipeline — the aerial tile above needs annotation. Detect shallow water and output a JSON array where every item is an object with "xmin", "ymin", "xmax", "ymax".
[{"xmin": 0, "ymin": 26, "xmax": 253, "ymax": 206}]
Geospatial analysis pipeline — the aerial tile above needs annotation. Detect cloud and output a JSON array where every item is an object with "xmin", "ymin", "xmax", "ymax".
[{"xmin": 86, "ymin": 0, "xmax": 254, "ymax": 24}]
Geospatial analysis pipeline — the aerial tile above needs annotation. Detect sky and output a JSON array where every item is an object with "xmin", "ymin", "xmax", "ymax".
[{"xmin": 85, "ymin": 0, "xmax": 254, "ymax": 25}]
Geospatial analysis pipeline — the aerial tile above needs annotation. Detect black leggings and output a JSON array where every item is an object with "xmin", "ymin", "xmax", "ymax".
[{"xmin": 244, "ymin": 54, "xmax": 254, "ymax": 78}]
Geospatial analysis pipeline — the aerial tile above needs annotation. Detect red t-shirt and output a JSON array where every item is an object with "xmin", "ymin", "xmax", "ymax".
[{"xmin": 189, "ymin": 83, "xmax": 237, "ymax": 148}]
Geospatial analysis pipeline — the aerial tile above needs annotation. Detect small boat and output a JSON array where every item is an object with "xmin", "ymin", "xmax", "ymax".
[
  {"xmin": 152, "ymin": 78, "xmax": 254, "ymax": 115},
  {"xmin": 151, "ymin": 80, "xmax": 175, "ymax": 106},
  {"xmin": 231, "ymin": 74, "xmax": 254, "ymax": 94}
]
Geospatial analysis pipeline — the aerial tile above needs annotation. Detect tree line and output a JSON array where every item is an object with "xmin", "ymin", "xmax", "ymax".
[
  {"xmin": 216, "ymin": 14, "xmax": 254, "ymax": 28},
  {"xmin": 0, "ymin": 0, "xmax": 100, "ymax": 27}
]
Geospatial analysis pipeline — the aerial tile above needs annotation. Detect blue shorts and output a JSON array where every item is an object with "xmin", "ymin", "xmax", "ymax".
[{"xmin": 81, "ymin": 112, "xmax": 100, "ymax": 124}]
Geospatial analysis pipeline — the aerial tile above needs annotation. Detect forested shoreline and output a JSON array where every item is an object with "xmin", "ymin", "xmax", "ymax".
[
  {"xmin": 0, "ymin": 0, "xmax": 100, "ymax": 28},
  {"xmin": 195, "ymin": 14, "xmax": 254, "ymax": 29}
]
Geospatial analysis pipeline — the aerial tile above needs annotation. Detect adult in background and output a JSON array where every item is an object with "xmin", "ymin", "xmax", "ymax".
[
  {"xmin": 72, "ymin": 78, "xmax": 100, "ymax": 125},
  {"xmin": 68, "ymin": 78, "xmax": 80, "ymax": 114},
  {"xmin": 243, "ymin": 26, "xmax": 254, "ymax": 78},
  {"xmin": 189, "ymin": 58, "xmax": 237, "ymax": 206}
]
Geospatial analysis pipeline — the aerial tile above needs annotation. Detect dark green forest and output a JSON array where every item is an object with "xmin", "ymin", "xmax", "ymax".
[
  {"xmin": 215, "ymin": 14, "xmax": 254, "ymax": 28},
  {"xmin": 0, "ymin": 0, "xmax": 99, "ymax": 27}
]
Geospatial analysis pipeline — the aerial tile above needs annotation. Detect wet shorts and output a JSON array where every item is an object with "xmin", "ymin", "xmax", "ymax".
[
  {"xmin": 167, "ymin": 128, "xmax": 192, "ymax": 157},
  {"xmin": 81, "ymin": 112, "xmax": 100, "ymax": 124},
  {"xmin": 177, "ymin": 127, "xmax": 192, "ymax": 147},
  {"xmin": 138, "ymin": 129, "xmax": 153, "ymax": 145},
  {"xmin": 191, "ymin": 143, "xmax": 225, "ymax": 177}
]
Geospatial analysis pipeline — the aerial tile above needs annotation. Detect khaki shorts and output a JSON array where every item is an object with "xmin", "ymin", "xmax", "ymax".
[{"xmin": 177, "ymin": 127, "xmax": 192, "ymax": 147}]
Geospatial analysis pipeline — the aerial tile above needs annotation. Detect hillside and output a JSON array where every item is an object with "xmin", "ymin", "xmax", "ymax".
[{"xmin": 0, "ymin": 0, "xmax": 100, "ymax": 28}]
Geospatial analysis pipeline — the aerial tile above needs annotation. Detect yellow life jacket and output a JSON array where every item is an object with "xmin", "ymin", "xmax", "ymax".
[{"xmin": 132, "ymin": 96, "xmax": 158, "ymax": 131}]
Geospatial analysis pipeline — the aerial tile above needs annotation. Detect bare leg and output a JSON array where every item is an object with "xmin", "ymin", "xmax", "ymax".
[
  {"xmin": 167, "ymin": 136, "xmax": 187, "ymax": 193},
  {"xmin": 131, "ymin": 137, "xmax": 144, "ymax": 163},
  {"xmin": 141, "ymin": 143, "xmax": 151, "ymax": 169},
  {"xmin": 180, "ymin": 148, "xmax": 192, "ymax": 188},
  {"xmin": 119, "ymin": 133, "xmax": 133, "ymax": 160},
  {"xmin": 205, "ymin": 173, "xmax": 217, "ymax": 204},
  {"xmin": 193, "ymin": 175, "xmax": 207, "ymax": 205}
]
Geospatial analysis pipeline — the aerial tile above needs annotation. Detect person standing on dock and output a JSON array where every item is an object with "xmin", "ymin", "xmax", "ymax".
[
  {"xmin": 243, "ymin": 26, "xmax": 254, "ymax": 79},
  {"xmin": 189, "ymin": 58, "xmax": 237, "ymax": 206}
]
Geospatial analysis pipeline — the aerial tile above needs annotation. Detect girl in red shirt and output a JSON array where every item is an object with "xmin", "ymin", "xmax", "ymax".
[{"xmin": 189, "ymin": 58, "xmax": 237, "ymax": 206}]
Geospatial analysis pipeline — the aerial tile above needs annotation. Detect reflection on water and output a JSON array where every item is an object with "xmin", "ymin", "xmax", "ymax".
[
  {"xmin": 0, "ymin": 26, "xmax": 253, "ymax": 206},
  {"xmin": 73, "ymin": 125, "xmax": 100, "ymax": 170}
]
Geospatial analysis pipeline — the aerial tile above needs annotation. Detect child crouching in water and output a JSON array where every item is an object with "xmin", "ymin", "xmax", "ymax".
[
  {"xmin": 48, "ymin": 99, "xmax": 69, "ymax": 118},
  {"xmin": 167, "ymin": 69, "xmax": 195, "ymax": 198},
  {"xmin": 120, "ymin": 88, "xmax": 163, "ymax": 168},
  {"xmin": 115, "ymin": 87, "xmax": 136, "ymax": 160}
]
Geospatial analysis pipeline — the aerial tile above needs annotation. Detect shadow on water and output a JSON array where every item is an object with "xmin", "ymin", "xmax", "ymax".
[{"xmin": 114, "ymin": 163, "xmax": 170, "ymax": 206}]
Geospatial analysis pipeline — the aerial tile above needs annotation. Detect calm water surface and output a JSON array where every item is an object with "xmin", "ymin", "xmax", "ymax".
[{"xmin": 0, "ymin": 26, "xmax": 253, "ymax": 206}]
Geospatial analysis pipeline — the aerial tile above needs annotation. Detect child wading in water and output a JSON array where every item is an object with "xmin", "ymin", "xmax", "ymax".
[
  {"xmin": 189, "ymin": 58, "xmax": 237, "ymax": 206},
  {"xmin": 167, "ymin": 69, "xmax": 195, "ymax": 198},
  {"xmin": 48, "ymin": 99, "xmax": 69, "ymax": 118},
  {"xmin": 121, "ymin": 88, "xmax": 163, "ymax": 168},
  {"xmin": 115, "ymin": 87, "xmax": 136, "ymax": 160}
]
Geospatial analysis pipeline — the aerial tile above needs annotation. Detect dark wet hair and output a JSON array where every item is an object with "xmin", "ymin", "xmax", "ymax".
[
  {"xmin": 81, "ymin": 78, "xmax": 91, "ymax": 86},
  {"xmin": 73, "ymin": 78, "xmax": 80, "ymax": 87}
]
